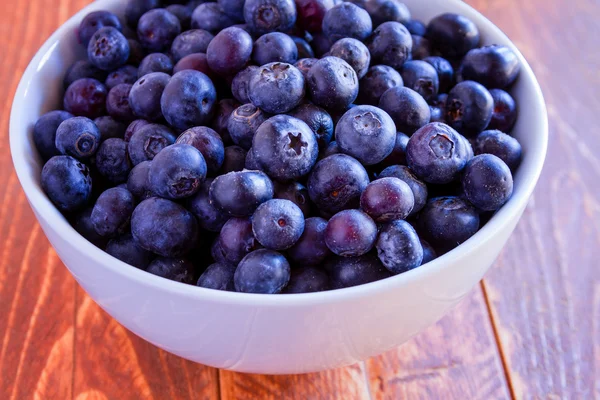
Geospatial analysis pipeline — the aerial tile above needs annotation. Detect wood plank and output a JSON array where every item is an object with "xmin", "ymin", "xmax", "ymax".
[
  {"xmin": 0, "ymin": 0, "xmax": 84, "ymax": 398},
  {"xmin": 366, "ymin": 288, "xmax": 510, "ymax": 400},
  {"xmin": 467, "ymin": 0, "xmax": 600, "ymax": 398},
  {"xmin": 219, "ymin": 363, "xmax": 371, "ymax": 400},
  {"xmin": 72, "ymin": 287, "xmax": 220, "ymax": 400}
]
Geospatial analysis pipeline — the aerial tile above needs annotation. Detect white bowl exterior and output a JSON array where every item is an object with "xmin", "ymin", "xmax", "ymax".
[{"xmin": 10, "ymin": 0, "xmax": 547, "ymax": 374}]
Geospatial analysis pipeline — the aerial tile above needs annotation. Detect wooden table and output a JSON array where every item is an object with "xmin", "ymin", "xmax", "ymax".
[{"xmin": 1, "ymin": 0, "xmax": 598, "ymax": 398}]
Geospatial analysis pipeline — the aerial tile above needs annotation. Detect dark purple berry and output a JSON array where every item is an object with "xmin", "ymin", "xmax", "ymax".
[
  {"xmin": 358, "ymin": 65, "xmax": 402, "ymax": 106},
  {"xmin": 105, "ymin": 65, "xmax": 139, "ymax": 89},
  {"xmin": 210, "ymin": 170, "xmax": 274, "ymax": 216},
  {"xmin": 149, "ymin": 143, "xmax": 207, "ymax": 199},
  {"xmin": 322, "ymin": 3, "xmax": 372, "ymax": 42},
  {"xmin": 360, "ymin": 177, "xmax": 414, "ymax": 222},
  {"xmin": 34, "ymin": 110, "xmax": 73, "ymax": 160},
  {"xmin": 146, "ymin": 257, "xmax": 196, "ymax": 284},
  {"xmin": 137, "ymin": 9, "xmax": 182, "ymax": 52},
  {"xmin": 231, "ymin": 66, "xmax": 259, "ymax": 104},
  {"xmin": 176, "ymin": 126, "xmax": 225, "ymax": 173},
  {"xmin": 376, "ymin": 219, "xmax": 422, "ymax": 274},
  {"xmin": 248, "ymin": 62, "xmax": 305, "ymax": 114},
  {"xmin": 243, "ymin": 0, "xmax": 297, "ymax": 34},
  {"xmin": 188, "ymin": 178, "xmax": 230, "ymax": 232},
  {"xmin": 253, "ymin": 32, "xmax": 298, "ymax": 65},
  {"xmin": 106, "ymin": 83, "xmax": 135, "ymax": 122},
  {"xmin": 474, "ymin": 129, "xmax": 522, "ymax": 171},
  {"xmin": 127, "ymin": 160, "xmax": 153, "ymax": 200},
  {"xmin": 379, "ymin": 86, "xmax": 430, "ymax": 134},
  {"xmin": 63, "ymin": 78, "xmax": 108, "ymax": 119},
  {"xmin": 445, "ymin": 80, "xmax": 493, "ymax": 137},
  {"xmin": 425, "ymin": 13, "xmax": 480, "ymax": 58},
  {"xmin": 325, "ymin": 209, "xmax": 377, "ymax": 257},
  {"xmin": 171, "ymin": 29, "xmax": 214, "ymax": 62},
  {"xmin": 228, "ymin": 104, "xmax": 268, "ymax": 150},
  {"xmin": 207, "ymin": 27, "xmax": 253, "ymax": 76},
  {"xmin": 138, "ymin": 53, "xmax": 174, "ymax": 77},
  {"xmin": 366, "ymin": 21, "xmax": 412, "ymax": 70},
  {"xmin": 106, "ymin": 233, "xmax": 154, "ymax": 269},
  {"xmin": 79, "ymin": 11, "xmax": 122, "ymax": 46},
  {"xmin": 197, "ymin": 263, "xmax": 236, "ymax": 290},
  {"xmin": 87, "ymin": 27, "xmax": 130, "ymax": 71},
  {"xmin": 400, "ymin": 60, "xmax": 439, "ymax": 101},
  {"xmin": 91, "ymin": 187, "xmax": 136, "ymax": 237},
  {"xmin": 329, "ymin": 38, "xmax": 371, "ymax": 79},
  {"xmin": 283, "ymin": 267, "xmax": 330, "ymax": 293},
  {"xmin": 128, "ymin": 123, "xmax": 176, "ymax": 165},
  {"xmin": 234, "ymin": 249, "xmax": 291, "ymax": 294},
  {"xmin": 462, "ymin": 154, "xmax": 513, "ymax": 211},
  {"xmin": 327, "ymin": 254, "xmax": 391, "ymax": 289},
  {"xmin": 129, "ymin": 72, "xmax": 170, "ymax": 121},
  {"xmin": 460, "ymin": 45, "xmax": 520, "ymax": 89},
  {"xmin": 252, "ymin": 199, "xmax": 305, "ymax": 250},
  {"xmin": 307, "ymin": 56, "xmax": 358, "ymax": 110},
  {"xmin": 488, "ymin": 89, "xmax": 517, "ymax": 133},
  {"xmin": 55, "ymin": 117, "xmax": 101, "ymax": 160},
  {"xmin": 95, "ymin": 138, "xmax": 132, "ymax": 183},
  {"xmin": 41, "ymin": 156, "xmax": 92, "ymax": 212},
  {"xmin": 379, "ymin": 165, "xmax": 427, "ymax": 215},
  {"xmin": 221, "ymin": 145, "xmax": 248, "ymax": 173},
  {"xmin": 217, "ymin": 217, "xmax": 261, "ymax": 264}
]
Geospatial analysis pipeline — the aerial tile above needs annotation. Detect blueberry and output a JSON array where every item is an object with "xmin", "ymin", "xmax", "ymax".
[
  {"xmin": 106, "ymin": 233, "xmax": 154, "ymax": 269},
  {"xmin": 323, "ymin": 3, "xmax": 372, "ymax": 42},
  {"xmin": 131, "ymin": 197, "xmax": 199, "ymax": 257},
  {"xmin": 310, "ymin": 33, "xmax": 331, "ymax": 57},
  {"xmin": 420, "ymin": 239, "xmax": 436, "ymax": 264},
  {"xmin": 474, "ymin": 130, "xmax": 522, "ymax": 171},
  {"xmin": 161, "ymin": 70, "xmax": 217, "ymax": 130},
  {"xmin": 71, "ymin": 207, "xmax": 109, "ymax": 248},
  {"xmin": 79, "ymin": 11, "xmax": 122, "ymax": 47},
  {"xmin": 63, "ymin": 60, "xmax": 107, "ymax": 89},
  {"xmin": 291, "ymin": 36, "xmax": 315, "ymax": 59},
  {"xmin": 293, "ymin": 58, "xmax": 317, "ymax": 79},
  {"xmin": 41, "ymin": 156, "xmax": 92, "ymax": 212},
  {"xmin": 402, "ymin": 19, "xmax": 425, "ymax": 36},
  {"xmin": 425, "ymin": 13, "xmax": 480, "ymax": 58},
  {"xmin": 146, "ymin": 257, "xmax": 195, "ymax": 283},
  {"xmin": 207, "ymin": 27, "xmax": 253, "ymax": 76},
  {"xmin": 286, "ymin": 217, "xmax": 329, "ymax": 266},
  {"xmin": 171, "ymin": 29, "xmax": 214, "ymax": 62},
  {"xmin": 231, "ymin": 66, "xmax": 259, "ymax": 104},
  {"xmin": 377, "ymin": 132, "xmax": 409, "ymax": 168},
  {"xmin": 357, "ymin": 65, "xmax": 402, "ymax": 106},
  {"xmin": 252, "ymin": 199, "xmax": 305, "ymax": 250},
  {"xmin": 252, "ymin": 32, "xmax": 297, "ymax": 65},
  {"xmin": 366, "ymin": 21, "xmax": 412, "ymax": 70},
  {"xmin": 252, "ymin": 115, "xmax": 318, "ymax": 181},
  {"xmin": 307, "ymin": 56, "xmax": 358, "ymax": 110},
  {"xmin": 55, "ymin": 117, "xmax": 101, "ymax": 160},
  {"xmin": 63, "ymin": 78, "xmax": 108, "ymax": 119},
  {"xmin": 379, "ymin": 165, "xmax": 427, "ymax": 215},
  {"xmin": 288, "ymin": 103, "xmax": 333, "ymax": 150},
  {"xmin": 175, "ymin": 128, "xmax": 223, "ymax": 174},
  {"xmin": 417, "ymin": 196, "xmax": 480, "ymax": 253},
  {"xmin": 295, "ymin": 0, "xmax": 336, "ymax": 33},
  {"xmin": 211, "ymin": 99, "xmax": 240, "ymax": 143},
  {"xmin": 106, "ymin": 83, "xmax": 135, "ymax": 122},
  {"xmin": 245, "ymin": 148, "xmax": 262, "ymax": 170},
  {"xmin": 127, "ymin": 39, "xmax": 146, "ymax": 65},
  {"xmin": 188, "ymin": 178, "xmax": 229, "ymax": 232},
  {"xmin": 95, "ymin": 138, "xmax": 132, "ymax": 183},
  {"xmin": 360, "ymin": 177, "xmax": 414, "ymax": 222},
  {"xmin": 488, "ymin": 89, "xmax": 518, "ymax": 133},
  {"xmin": 446, "ymin": 80, "xmax": 494, "ymax": 137},
  {"xmin": 191, "ymin": 3, "xmax": 236, "ymax": 33},
  {"xmin": 308, "ymin": 154, "xmax": 369, "ymax": 215},
  {"xmin": 33, "ymin": 111, "xmax": 73, "ymax": 160},
  {"xmin": 234, "ymin": 249, "xmax": 291, "ymax": 294},
  {"xmin": 127, "ymin": 123, "xmax": 176, "ymax": 165},
  {"xmin": 127, "ymin": 160, "xmax": 153, "ymax": 199},
  {"xmin": 320, "ymin": 140, "xmax": 340, "ymax": 159},
  {"xmin": 149, "ymin": 143, "xmax": 207, "ymax": 199},
  {"xmin": 462, "ymin": 154, "xmax": 513, "ymax": 211},
  {"xmin": 379, "ymin": 86, "xmax": 430, "ymax": 134},
  {"xmin": 248, "ymin": 63, "xmax": 305, "ymax": 114},
  {"xmin": 105, "ymin": 65, "xmax": 139, "ymax": 89},
  {"xmin": 324, "ymin": 209, "xmax": 377, "ymax": 257},
  {"xmin": 125, "ymin": 0, "xmax": 161, "ymax": 29},
  {"xmin": 460, "ymin": 45, "xmax": 520, "ymax": 89},
  {"xmin": 410, "ymin": 35, "xmax": 432, "ymax": 60},
  {"xmin": 329, "ymin": 38, "xmax": 371, "ymax": 79},
  {"xmin": 376, "ymin": 219, "xmax": 422, "ymax": 274},
  {"xmin": 218, "ymin": 0, "xmax": 246, "ymax": 21},
  {"xmin": 283, "ymin": 267, "xmax": 330, "ymax": 293},
  {"xmin": 87, "ymin": 27, "xmax": 130, "ymax": 71},
  {"xmin": 406, "ymin": 122, "xmax": 471, "ymax": 184},
  {"xmin": 124, "ymin": 119, "xmax": 151, "ymax": 142},
  {"xmin": 217, "ymin": 217, "xmax": 261, "ymax": 264},
  {"xmin": 129, "ymin": 72, "xmax": 170, "ymax": 121},
  {"xmin": 326, "ymin": 254, "xmax": 391, "ymax": 289},
  {"xmin": 335, "ymin": 105, "xmax": 396, "ymax": 165},
  {"xmin": 423, "ymin": 56, "xmax": 454, "ymax": 93},
  {"xmin": 400, "ymin": 60, "xmax": 439, "ymax": 101},
  {"xmin": 138, "ymin": 53, "xmax": 174, "ymax": 77},
  {"xmin": 210, "ymin": 170, "xmax": 274, "ymax": 216},
  {"xmin": 197, "ymin": 263, "xmax": 236, "ymax": 290},
  {"xmin": 243, "ymin": 0, "xmax": 297, "ymax": 34},
  {"xmin": 91, "ymin": 187, "xmax": 136, "ymax": 237},
  {"xmin": 353, "ymin": 0, "xmax": 410, "ymax": 27},
  {"xmin": 172, "ymin": 53, "xmax": 213, "ymax": 76},
  {"xmin": 275, "ymin": 174, "xmax": 315, "ymax": 209},
  {"xmin": 167, "ymin": 4, "xmax": 194, "ymax": 29},
  {"xmin": 228, "ymin": 104, "xmax": 269, "ymax": 150},
  {"xmin": 137, "ymin": 9, "xmax": 181, "ymax": 52},
  {"xmin": 221, "ymin": 145, "xmax": 248, "ymax": 173}
]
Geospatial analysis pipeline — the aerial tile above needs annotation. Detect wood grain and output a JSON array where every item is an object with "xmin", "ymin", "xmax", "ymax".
[
  {"xmin": 468, "ymin": 0, "xmax": 600, "ymax": 398},
  {"xmin": 0, "ymin": 0, "xmax": 599, "ymax": 398}
]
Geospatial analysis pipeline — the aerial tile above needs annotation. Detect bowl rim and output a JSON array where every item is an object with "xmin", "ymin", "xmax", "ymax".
[{"xmin": 9, "ymin": 0, "xmax": 548, "ymax": 307}]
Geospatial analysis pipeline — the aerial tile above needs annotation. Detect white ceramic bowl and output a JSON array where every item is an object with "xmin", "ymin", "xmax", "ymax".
[{"xmin": 10, "ymin": 0, "xmax": 547, "ymax": 374}]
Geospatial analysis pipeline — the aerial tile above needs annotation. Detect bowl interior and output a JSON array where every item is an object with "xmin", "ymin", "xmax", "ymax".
[{"xmin": 9, "ymin": 0, "xmax": 547, "ymax": 305}]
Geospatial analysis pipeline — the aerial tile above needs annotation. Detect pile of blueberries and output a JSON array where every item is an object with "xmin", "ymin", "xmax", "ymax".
[{"xmin": 35, "ymin": 0, "xmax": 522, "ymax": 294}]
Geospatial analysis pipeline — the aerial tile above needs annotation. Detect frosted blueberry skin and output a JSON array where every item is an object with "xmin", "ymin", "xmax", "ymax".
[
  {"xmin": 176, "ymin": 126, "xmax": 225, "ymax": 174},
  {"xmin": 148, "ymin": 144, "xmax": 207, "ymax": 200},
  {"xmin": 366, "ymin": 21, "xmax": 412, "ymax": 70},
  {"xmin": 91, "ymin": 187, "xmax": 136, "ymax": 238},
  {"xmin": 474, "ymin": 129, "xmax": 522, "ymax": 171},
  {"xmin": 445, "ymin": 80, "xmax": 494, "ymax": 137},
  {"xmin": 209, "ymin": 170, "xmax": 274, "ymax": 217},
  {"xmin": 137, "ymin": 9, "xmax": 182, "ymax": 52},
  {"xmin": 41, "ymin": 156, "xmax": 92, "ymax": 213},
  {"xmin": 55, "ymin": 117, "xmax": 101, "ymax": 161},
  {"xmin": 322, "ymin": 2, "xmax": 372, "ymax": 42},
  {"xmin": 287, "ymin": 217, "xmax": 331, "ymax": 266},
  {"xmin": 197, "ymin": 263, "xmax": 236, "ymax": 291},
  {"xmin": 127, "ymin": 123, "xmax": 176, "ymax": 166},
  {"xmin": 187, "ymin": 178, "xmax": 230, "ymax": 233},
  {"xmin": 379, "ymin": 86, "xmax": 430, "ymax": 134},
  {"xmin": 425, "ymin": 13, "xmax": 480, "ymax": 58},
  {"xmin": 326, "ymin": 254, "xmax": 391, "ymax": 289},
  {"xmin": 307, "ymin": 56, "xmax": 359, "ymax": 110},
  {"xmin": 146, "ymin": 257, "xmax": 196, "ymax": 284},
  {"xmin": 106, "ymin": 233, "xmax": 154, "ymax": 270},
  {"xmin": 324, "ymin": 209, "xmax": 378, "ymax": 257},
  {"xmin": 234, "ymin": 249, "xmax": 291, "ymax": 294},
  {"xmin": 283, "ymin": 267, "xmax": 331, "ymax": 293},
  {"xmin": 243, "ymin": 0, "xmax": 297, "ymax": 35},
  {"xmin": 131, "ymin": 197, "xmax": 199, "ymax": 258},
  {"xmin": 87, "ymin": 27, "xmax": 130, "ymax": 71},
  {"xmin": 252, "ymin": 199, "xmax": 305, "ymax": 250},
  {"xmin": 34, "ymin": 111, "xmax": 74, "ymax": 161},
  {"xmin": 376, "ymin": 219, "xmax": 423, "ymax": 274},
  {"xmin": 461, "ymin": 154, "xmax": 514, "ymax": 211},
  {"xmin": 406, "ymin": 122, "xmax": 472, "ymax": 184},
  {"xmin": 379, "ymin": 165, "xmax": 428, "ymax": 216},
  {"xmin": 248, "ymin": 62, "xmax": 305, "ymax": 114},
  {"xmin": 360, "ymin": 177, "xmax": 415, "ymax": 222}
]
